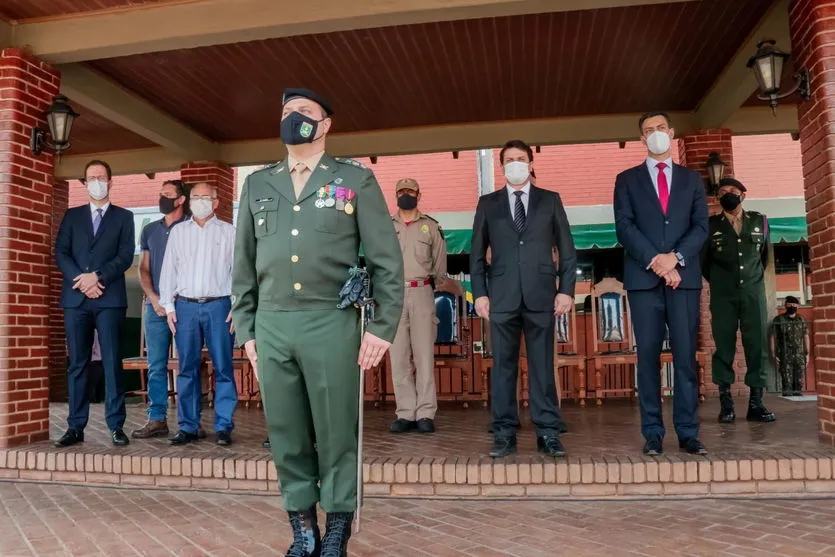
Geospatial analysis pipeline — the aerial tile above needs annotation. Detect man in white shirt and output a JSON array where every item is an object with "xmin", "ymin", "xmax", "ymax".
[{"xmin": 159, "ymin": 182, "xmax": 238, "ymax": 446}]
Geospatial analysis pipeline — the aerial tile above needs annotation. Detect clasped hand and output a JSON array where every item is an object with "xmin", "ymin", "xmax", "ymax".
[
  {"xmin": 73, "ymin": 272, "xmax": 105, "ymax": 299},
  {"xmin": 649, "ymin": 252, "xmax": 681, "ymax": 289}
]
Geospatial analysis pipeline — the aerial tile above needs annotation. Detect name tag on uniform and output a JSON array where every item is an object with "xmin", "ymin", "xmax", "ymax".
[{"xmin": 255, "ymin": 197, "xmax": 274, "ymax": 203}]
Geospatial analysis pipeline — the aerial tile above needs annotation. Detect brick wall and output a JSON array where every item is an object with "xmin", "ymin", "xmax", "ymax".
[
  {"xmin": 180, "ymin": 162, "xmax": 235, "ymax": 223},
  {"xmin": 49, "ymin": 180, "xmax": 68, "ymax": 402},
  {"xmin": 0, "ymin": 49, "xmax": 60, "ymax": 447},
  {"xmin": 68, "ymin": 171, "xmax": 181, "ymax": 208},
  {"xmin": 734, "ymin": 134, "xmax": 804, "ymax": 198},
  {"xmin": 789, "ymin": 0, "xmax": 835, "ymax": 444}
]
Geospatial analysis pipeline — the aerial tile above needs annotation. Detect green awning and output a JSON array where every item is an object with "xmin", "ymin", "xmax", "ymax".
[{"xmin": 441, "ymin": 216, "xmax": 808, "ymax": 255}]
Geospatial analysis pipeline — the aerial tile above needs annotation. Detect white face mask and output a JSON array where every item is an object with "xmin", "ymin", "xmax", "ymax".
[
  {"xmin": 191, "ymin": 199, "xmax": 214, "ymax": 220},
  {"xmin": 87, "ymin": 179, "xmax": 108, "ymax": 201},
  {"xmin": 646, "ymin": 130, "xmax": 671, "ymax": 156},
  {"xmin": 504, "ymin": 161, "xmax": 531, "ymax": 186}
]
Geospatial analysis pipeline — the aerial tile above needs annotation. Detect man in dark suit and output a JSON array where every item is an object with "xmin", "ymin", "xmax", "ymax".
[
  {"xmin": 471, "ymin": 139, "xmax": 577, "ymax": 458},
  {"xmin": 54, "ymin": 160, "xmax": 136, "ymax": 447},
  {"xmin": 613, "ymin": 112, "xmax": 709, "ymax": 456}
]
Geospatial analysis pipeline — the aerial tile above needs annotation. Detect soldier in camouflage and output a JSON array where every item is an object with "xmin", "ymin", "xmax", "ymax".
[{"xmin": 770, "ymin": 296, "xmax": 809, "ymax": 396}]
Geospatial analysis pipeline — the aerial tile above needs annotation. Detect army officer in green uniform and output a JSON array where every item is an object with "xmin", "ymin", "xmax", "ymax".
[
  {"xmin": 231, "ymin": 89, "xmax": 404, "ymax": 557},
  {"xmin": 702, "ymin": 177, "xmax": 776, "ymax": 425}
]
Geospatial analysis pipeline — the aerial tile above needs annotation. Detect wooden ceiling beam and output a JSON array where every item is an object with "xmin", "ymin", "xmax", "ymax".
[
  {"xmin": 55, "ymin": 106, "xmax": 796, "ymax": 178},
  {"xmin": 695, "ymin": 0, "xmax": 790, "ymax": 130},
  {"xmin": 59, "ymin": 63, "xmax": 219, "ymax": 161},
  {"xmin": 16, "ymin": 0, "xmax": 696, "ymax": 64}
]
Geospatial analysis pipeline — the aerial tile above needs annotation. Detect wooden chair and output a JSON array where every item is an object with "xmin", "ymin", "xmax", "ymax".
[
  {"xmin": 433, "ymin": 279, "xmax": 473, "ymax": 407},
  {"xmin": 206, "ymin": 345, "xmax": 255, "ymax": 408},
  {"xmin": 556, "ymin": 305, "xmax": 585, "ymax": 406},
  {"xmin": 587, "ymin": 278, "xmax": 637, "ymax": 405},
  {"xmin": 123, "ymin": 307, "xmax": 177, "ymax": 405}
]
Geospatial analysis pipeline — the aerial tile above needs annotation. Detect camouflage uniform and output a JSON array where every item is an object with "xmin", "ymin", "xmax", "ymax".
[{"xmin": 771, "ymin": 313, "xmax": 808, "ymax": 394}]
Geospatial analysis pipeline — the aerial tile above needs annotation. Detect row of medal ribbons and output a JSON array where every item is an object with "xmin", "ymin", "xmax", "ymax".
[{"xmin": 316, "ymin": 184, "xmax": 356, "ymax": 214}]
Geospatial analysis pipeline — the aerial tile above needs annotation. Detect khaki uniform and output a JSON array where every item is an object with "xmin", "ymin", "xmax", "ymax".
[
  {"xmin": 231, "ymin": 153, "xmax": 404, "ymax": 512},
  {"xmin": 390, "ymin": 212, "xmax": 447, "ymax": 421}
]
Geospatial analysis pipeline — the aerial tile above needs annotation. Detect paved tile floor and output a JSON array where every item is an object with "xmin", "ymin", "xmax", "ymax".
[
  {"xmin": 39, "ymin": 395, "xmax": 830, "ymax": 463},
  {"xmin": 1, "ymin": 482, "xmax": 835, "ymax": 556}
]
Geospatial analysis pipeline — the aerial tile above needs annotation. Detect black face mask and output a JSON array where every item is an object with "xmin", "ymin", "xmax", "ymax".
[
  {"xmin": 397, "ymin": 194, "xmax": 418, "ymax": 211},
  {"xmin": 719, "ymin": 192, "xmax": 742, "ymax": 212},
  {"xmin": 159, "ymin": 196, "xmax": 178, "ymax": 215},
  {"xmin": 280, "ymin": 111, "xmax": 320, "ymax": 145},
  {"xmin": 786, "ymin": 306, "xmax": 798, "ymax": 315}
]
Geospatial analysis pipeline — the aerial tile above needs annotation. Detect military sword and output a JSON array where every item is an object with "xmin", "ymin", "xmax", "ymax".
[{"xmin": 355, "ymin": 272, "xmax": 372, "ymax": 534}]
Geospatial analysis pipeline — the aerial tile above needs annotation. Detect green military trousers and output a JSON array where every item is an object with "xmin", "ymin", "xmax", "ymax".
[
  {"xmin": 256, "ymin": 308, "xmax": 361, "ymax": 512},
  {"xmin": 710, "ymin": 284, "xmax": 768, "ymax": 388}
]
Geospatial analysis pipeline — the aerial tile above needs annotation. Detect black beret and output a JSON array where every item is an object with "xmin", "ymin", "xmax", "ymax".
[
  {"xmin": 718, "ymin": 177, "xmax": 746, "ymax": 193},
  {"xmin": 784, "ymin": 295, "xmax": 800, "ymax": 305},
  {"xmin": 282, "ymin": 88, "xmax": 334, "ymax": 116}
]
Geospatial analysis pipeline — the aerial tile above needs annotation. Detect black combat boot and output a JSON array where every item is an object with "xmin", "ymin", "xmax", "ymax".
[
  {"xmin": 286, "ymin": 507, "xmax": 321, "ymax": 557},
  {"xmin": 321, "ymin": 512, "xmax": 353, "ymax": 557},
  {"xmin": 718, "ymin": 385, "xmax": 735, "ymax": 423},
  {"xmin": 746, "ymin": 387, "xmax": 776, "ymax": 422}
]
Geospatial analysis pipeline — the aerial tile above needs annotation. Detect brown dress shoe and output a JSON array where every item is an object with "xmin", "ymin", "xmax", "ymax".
[{"xmin": 131, "ymin": 420, "xmax": 169, "ymax": 439}]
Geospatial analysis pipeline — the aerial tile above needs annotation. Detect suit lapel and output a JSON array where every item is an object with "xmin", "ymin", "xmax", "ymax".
[
  {"xmin": 297, "ymin": 154, "xmax": 339, "ymax": 204},
  {"xmin": 90, "ymin": 205, "xmax": 114, "ymax": 247},
  {"xmin": 265, "ymin": 160, "xmax": 295, "ymax": 203},
  {"xmin": 497, "ymin": 187, "xmax": 517, "ymax": 232},
  {"xmin": 526, "ymin": 185, "xmax": 542, "ymax": 229},
  {"xmin": 638, "ymin": 163, "xmax": 665, "ymax": 215},
  {"xmin": 666, "ymin": 163, "xmax": 686, "ymax": 218}
]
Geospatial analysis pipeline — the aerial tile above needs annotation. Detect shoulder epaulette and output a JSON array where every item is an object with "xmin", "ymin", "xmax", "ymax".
[{"xmin": 335, "ymin": 157, "xmax": 368, "ymax": 170}]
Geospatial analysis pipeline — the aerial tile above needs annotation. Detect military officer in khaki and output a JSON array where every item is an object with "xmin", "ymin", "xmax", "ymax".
[
  {"xmin": 231, "ymin": 88, "xmax": 403, "ymax": 557},
  {"xmin": 389, "ymin": 178, "xmax": 447, "ymax": 435},
  {"xmin": 702, "ymin": 177, "xmax": 776, "ymax": 425}
]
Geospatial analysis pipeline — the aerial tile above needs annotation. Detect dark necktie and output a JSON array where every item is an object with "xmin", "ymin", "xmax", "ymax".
[
  {"xmin": 513, "ymin": 190, "xmax": 526, "ymax": 231},
  {"xmin": 93, "ymin": 208, "xmax": 103, "ymax": 235}
]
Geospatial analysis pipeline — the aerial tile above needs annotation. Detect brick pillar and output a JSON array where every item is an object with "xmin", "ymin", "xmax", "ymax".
[
  {"xmin": 0, "ymin": 49, "xmax": 60, "ymax": 447},
  {"xmin": 790, "ymin": 0, "xmax": 835, "ymax": 444},
  {"xmin": 678, "ymin": 129, "xmax": 742, "ymax": 396},
  {"xmin": 49, "ymin": 180, "xmax": 69, "ymax": 402},
  {"xmin": 180, "ymin": 162, "xmax": 235, "ymax": 223}
]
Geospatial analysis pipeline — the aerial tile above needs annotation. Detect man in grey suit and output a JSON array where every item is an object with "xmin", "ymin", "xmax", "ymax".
[{"xmin": 471, "ymin": 139, "xmax": 577, "ymax": 458}]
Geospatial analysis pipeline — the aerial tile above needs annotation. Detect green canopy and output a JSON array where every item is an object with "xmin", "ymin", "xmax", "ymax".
[{"xmin": 441, "ymin": 216, "xmax": 808, "ymax": 255}]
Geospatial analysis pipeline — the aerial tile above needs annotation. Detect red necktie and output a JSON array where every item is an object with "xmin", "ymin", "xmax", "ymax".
[{"xmin": 656, "ymin": 162, "xmax": 669, "ymax": 214}]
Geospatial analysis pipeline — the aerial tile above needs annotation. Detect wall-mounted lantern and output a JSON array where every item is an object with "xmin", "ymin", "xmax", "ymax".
[
  {"xmin": 747, "ymin": 39, "xmax": 810, "ymax": 116},
  {"xmin": 30, "ymin": 95, "xmax": 79, "ymax": 157},
  {"xmin": 705, "ymin": 151, "xmax": 726, "ymax": 195}
]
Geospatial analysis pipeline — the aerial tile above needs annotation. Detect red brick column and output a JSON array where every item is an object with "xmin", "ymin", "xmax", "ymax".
[
  {"xmin": 678, "ymin": 129, "xmax": 741, "ymax": 396},
  {"xmin": 0, "ymin": 49, "xmax": 61, "ymax": 447},
  {"xmin": 180, "ymin": 162, "xmax": 235, "ymax": 224},
  {"xmin": 790, "ymin": 0, "xmax": 835, "ymax": 444},
  {"xmin": 49, "ymin": 180, "xmax": 69, "ymax": 402}
]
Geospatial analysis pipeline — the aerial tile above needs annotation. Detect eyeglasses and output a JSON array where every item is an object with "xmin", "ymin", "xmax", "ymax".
[{"xmin": 190, "ymin": 195, "xmax": 216, "ymax": 201}]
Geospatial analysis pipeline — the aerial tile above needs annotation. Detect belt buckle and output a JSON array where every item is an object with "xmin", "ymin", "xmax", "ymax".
[{"xmin": 197, "ymin": 297, "xmax": 208, "ymax": 304}]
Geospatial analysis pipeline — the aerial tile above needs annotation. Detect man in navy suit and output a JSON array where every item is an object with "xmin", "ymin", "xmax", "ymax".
[
  {"xmin": 613, "ymin": 112, "xmax": 709, "ymax": 456},
  {"xmin": 54, "ymin": 160, "xmax": 135, "ymax": 447}
]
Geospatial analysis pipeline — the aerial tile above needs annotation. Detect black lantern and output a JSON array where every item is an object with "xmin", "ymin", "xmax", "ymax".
[
  {"xmin": 30, "ymin": 95, "xmax": 79, "ymax": 156},
  {"xmin": 705, "ymin": 151, "xmax": 726, "ymax": 195},
  {"xmin": 747, "ymin": 39, "xmax": 810, "ymax": 115}
]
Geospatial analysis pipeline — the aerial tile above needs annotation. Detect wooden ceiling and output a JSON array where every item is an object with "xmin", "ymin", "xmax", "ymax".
[
  {"xmin": 9, "ymin": 0, "xmax": 781, "ymax": 155},
  {"xmin": 0, "ymin": 0, "xmax": 172, "ymax": 22}
]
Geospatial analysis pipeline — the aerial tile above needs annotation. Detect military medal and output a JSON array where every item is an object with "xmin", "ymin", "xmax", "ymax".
[
  {"xmin": 258, "ymin": 217, "xmax": 265, "ymax": 226},
  {"xmin": 325, "ymin": 185, "xmax": 336, "ymax": 207},
  {"xmin": 344, "ymin": 188, "xmax": 356, "ymax": 215},
  {"xmin": 315, "ymin": 187, "xmax": 326, "ymax": 208},
  {"xmin": 335, "ymin": 186, "xmax": 346, "ymax": 211},
  {"xmin": 335, "ymin": 177, "xmax": 343, "ymax": 185}
]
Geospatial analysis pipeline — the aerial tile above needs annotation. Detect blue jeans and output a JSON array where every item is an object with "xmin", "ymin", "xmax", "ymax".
[
  {"xmin": 174, "ymin": 297, "xmax": 237, "ymax": 434},
  {"xmin": 144, "ymin": 304, "xmax": 172, "ymax": 422}
]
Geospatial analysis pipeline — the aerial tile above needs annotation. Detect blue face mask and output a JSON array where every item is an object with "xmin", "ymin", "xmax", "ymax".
[{"xmin": 280, "ymin": 111, "xmax": 320, "ymax": 145}]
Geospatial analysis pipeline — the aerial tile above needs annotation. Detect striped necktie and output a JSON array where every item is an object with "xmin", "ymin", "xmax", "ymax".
[
  {"xmin": 93, "ymin": 208, "xmax": 103, "ymax": 235},
  {"xmin": 513, "ymin": 190, "xmax": 526, "ymax": 231}
]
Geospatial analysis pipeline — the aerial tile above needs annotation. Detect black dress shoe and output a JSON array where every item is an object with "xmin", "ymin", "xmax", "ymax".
[
  {"xmin": 390, "ymin": 419, "xmax": 416, "ymax": 434},
  {"xmin": 643, "ymin": 436, "xmax": 663, "ymax": 456},
  {"xmin": 416, "ymin": 418, "xmax": 435, "ymax": 434},
  {"xmin": 489, "ymin": 436, "xmax": 517, "ymax": 458},
  {"xmin": 216, "ymin": 431, "xmax": 232, "ymax": 446},
  {"xmin": 170, "ymin": 430, "xmax": 199, "ymax": 445},
  {"xmin": 263, "ymin": 438, "xmax": 271, "ymax": 449},
  {"xmin": 111, "ymin": 429, "xmax": 129, "ymax": 446},
  {"xmin": 537, "ymin": 435, "xmax": 566, "ymax": 457},
  {"xmin": 54, "ymin": 428, "xmax": 84, "ymax": 448},
  {"xmin": 679, "ymin": 437, "xmax": 708, "ymax": 455}
]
